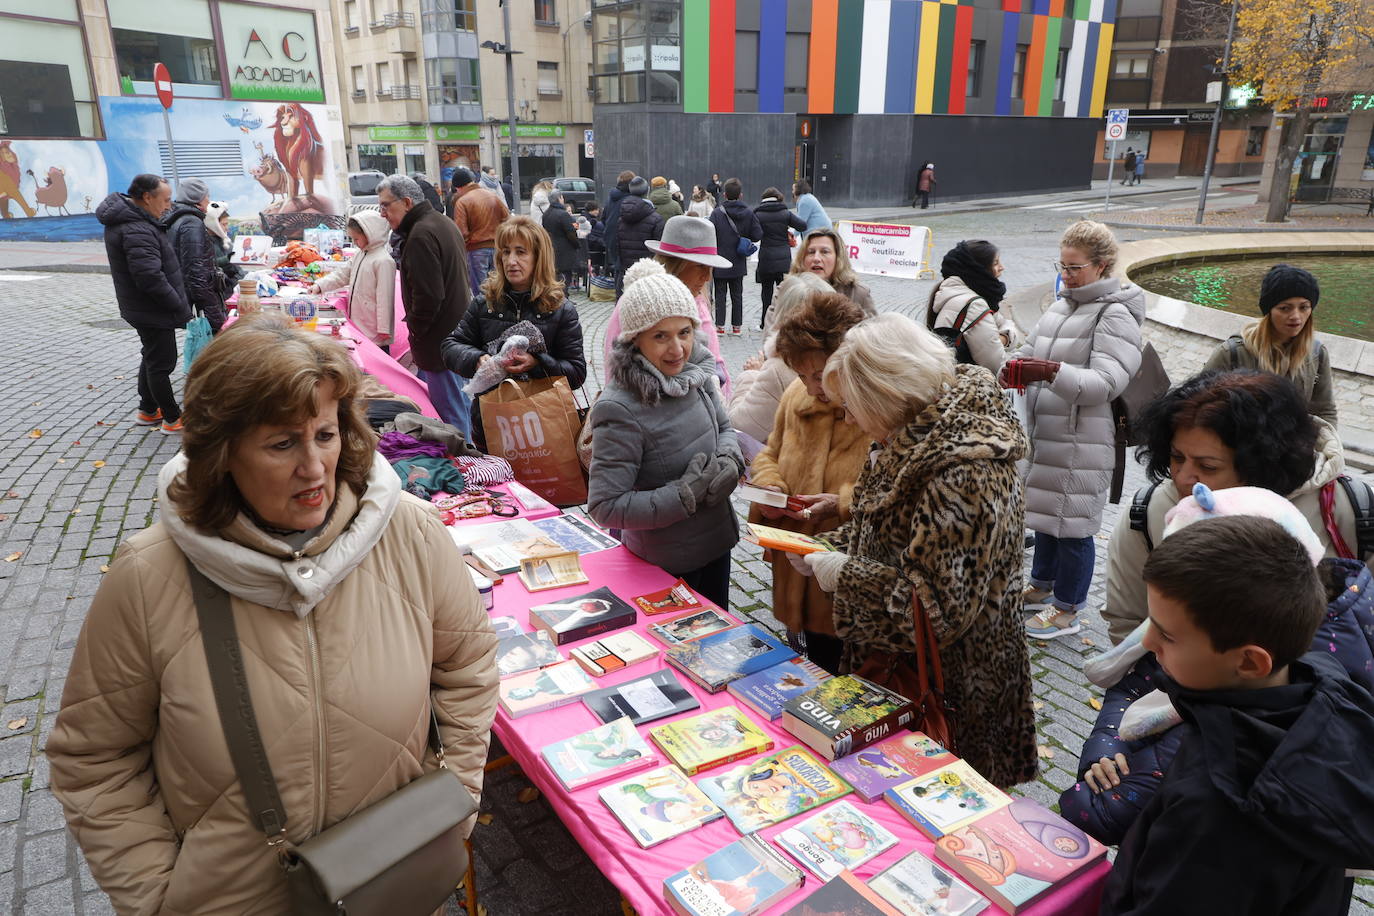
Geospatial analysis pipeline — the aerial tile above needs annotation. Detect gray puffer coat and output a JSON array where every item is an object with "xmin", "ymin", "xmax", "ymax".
[
  {"xmin": 587, "ymin": 335, "xmax": 742, "ymax": 575},
  {"xmin": 1010, "ymin": 276, "xmax": 1145, "ymax": 538}
]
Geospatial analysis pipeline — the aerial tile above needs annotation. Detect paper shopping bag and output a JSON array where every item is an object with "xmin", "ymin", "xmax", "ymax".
[{"xmin": 479, "ymin": 377, "xmax": 588, "ymax": 506}]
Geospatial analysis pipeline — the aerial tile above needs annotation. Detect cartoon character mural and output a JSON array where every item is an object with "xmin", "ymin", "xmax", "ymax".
[
  {"xmin": 28, "ymin": 167, "xmax": 70, "ymax": 216},
  {"xmin": 272, "ymin": 103, "xmax": 327, "ymax": 206},
  {"xmin": 251, "ymin": 141, "xmax": 290, "ymax": 208},
  {"xmin": 0, "ymin": 141, "xmax": 35, "ymax": 219},
  {"xmin": 0, "ymin": 137, "xmax": 106, "ymax": 232}
]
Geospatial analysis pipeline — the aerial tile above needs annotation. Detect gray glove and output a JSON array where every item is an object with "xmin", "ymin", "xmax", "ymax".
[
  {"xmin": 676, "ymin": 453, "xmax": 713, "ymax": 514},
  {"xmin": 703, "ymin": 455, "xmax": 741, "ymax": 507}
]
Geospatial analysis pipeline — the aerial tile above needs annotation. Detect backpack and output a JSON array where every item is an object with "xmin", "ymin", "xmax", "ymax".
[
  {"xmin": 1088, "ymin": 304, "xmax": 1171, "ymax": 503},
  {"xmin": 927, "ymin": 299, "xmax": 992, "ymax": 366}
]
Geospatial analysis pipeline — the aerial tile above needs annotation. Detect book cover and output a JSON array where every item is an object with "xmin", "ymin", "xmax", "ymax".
[
  {"xmin": 830, "ymin": 731, "xmax": 958, "ymax": 802},
  {"xmin": 517, "ymin": 550, "xmax": 590, "ymax": 592},
  {"xmin": 663, "ymin": 835, "xmax": 805, "ymax": 916},
  {"xmin": 649, "ymin": 608, "xmax": 738, "ymax": 646},
  {"xmin": 933, "ymin": 799, "xmax": 1106, "ymax": 914},
  {"xmin": 449, "ymin": 518, "xmax": 565, "ymax": 574},
  {"xmin": 736, "ymin": 483, "xmax": 791, "ymax": 509},
  {"xmin": 781, "ymin": 676, "xmax": 916, "ymax": 760},
  {"xmin": 498, "ymin": 660, "xmax": 596, "ymax": 718},
  {"xmin": 696, "ymin": 745, "xmax": 851, "ymax": 834},
  {"xmin": 635, "ymin": 579, "xmax": 709, "ymax": 616},
  {"xmin": 571, "ymin": 630, "xmax": 659, "ymax": 676},
  {"xmin": 665, "ymin": 624, "xmax": 797, "ymax": 693},
  {"xmin": 778, "ymin": 871, "xmax": 902, "ymax": 916},
  {"xmin": 869, "ymin": 850, "xmax": 988, "ymax": 916},
  {"xmin": 540, "ymin": 716, "xmax": 657, "ymax": 791},
  {"xmin": 528, "ymin": 586, "xmax": 639, "ymax": 646},
  {"xmin": 490, "ymin": 615, "xmax": 525, "ymax": 638},
  {"xmin": 531, "ymin": 514, "xmax": 622, "ymax": 554},
  {"xmin": 582, "ymin": 668, "xmax": 701, "ymax": 726},
  {"xmin": 774, "ymin": 800, "xmax": 899, "ymax": 880},
  {"xmin": 599, "ymin": 764, "xmax": 724, "ymax": 848},
  {"xmin": 649, "ymin": 706, "xmax": 775, "ymax": 776},
  {"xmin": 495, "ymin": 630, "xmax": 563, "ymax": 679},
  {"xmin": 883, "ymin": 762, "xmax": 1012, "ymax": 841},
  {"xmin": 727, "ymin": 657, "xmax": 833, "ymax": 721},
  {"xmin": 742, "ymin": 523, "xmax": 833, "ymax": 556}
]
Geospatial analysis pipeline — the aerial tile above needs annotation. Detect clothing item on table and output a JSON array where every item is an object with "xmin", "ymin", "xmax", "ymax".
[
  {"xmin": 387, "ymin": 412, "xmax": 482, "ymax": 458},
  {"xmin": 453, "ymin": 454, "xmax": 515, "ymax": 487},
  {"xmin": 377, "ymin": 431, "xmax": 448, "ymax": 462},
  {"xmin": 391, "ymin": 456, "xmax": 466, "ymax": 498}
]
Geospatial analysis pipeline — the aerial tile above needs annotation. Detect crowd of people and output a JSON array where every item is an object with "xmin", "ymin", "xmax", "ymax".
[{"xmin": 74, "ymin": 164, "xmax": 1374, "ymax": 915}]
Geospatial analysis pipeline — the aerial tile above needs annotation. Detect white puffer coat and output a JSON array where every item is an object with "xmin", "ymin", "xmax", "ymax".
[{"xmin": 1010, "ymin": 276, "xmax": 1145, "ymax": 538}]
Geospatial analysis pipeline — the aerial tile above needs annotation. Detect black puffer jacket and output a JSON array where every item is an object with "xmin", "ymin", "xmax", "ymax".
[
  {"xmin": 395, "ymin": 200, "xmax": 469, "ymax": 372},
  {"xmin": 542, "ymin": 202, "xmax": 581, "ymax": 274},
  {"xmin": 616, "ymin": 195, "xmax": 663, "ymax": 269},
  {"xmin": 165, "ymin": 204, "xmax": 227, "ymax": 331},
  {"xmin": 753, "ymin": 199, "xmax": 806, "ymax": 278},
  {"xmin": 709, "ymin": 198, "xmax": 763, "ymax": 280},
  {"xmin": 96, "ymin": 192, "xmax": 190, "ymax": 331},
  {"xmin": 601, "ymin": 182, "xmax": 630, "ymax": 264}
]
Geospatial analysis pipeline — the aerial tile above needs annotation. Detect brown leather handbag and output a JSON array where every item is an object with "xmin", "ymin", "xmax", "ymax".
[
  {"xmin": 852, "ymin": 595, "xmax": 958, "ymax": 754},
  {"xmin": 188, "ymin": 562, "xmax": 476, "ymax": 915}
]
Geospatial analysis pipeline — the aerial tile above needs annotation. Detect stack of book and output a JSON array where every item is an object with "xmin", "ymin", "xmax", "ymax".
[
  {"xmin": 781, "ymin": 675, "xmax": 917, "ymax": 761},
  {"xmin": 664, "ymin": 624, "xmax": 796, "ymax": 693}
]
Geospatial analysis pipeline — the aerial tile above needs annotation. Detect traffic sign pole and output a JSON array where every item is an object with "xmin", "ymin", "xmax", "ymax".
[
  {"xmin": 1103, "ymin": 108, "xmax": 1129, "ymax": 212},
  {"xmin": 1104, "ymin": 140, "xmax": 1117, "ymax": 211},
  {"xmin": 153, "ymin": 62, "xmax": 180, "ymax": 193}
]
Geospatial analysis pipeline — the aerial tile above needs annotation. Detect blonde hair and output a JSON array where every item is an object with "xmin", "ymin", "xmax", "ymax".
[
  {"xmin": 481, "ymin": 215, "xmax": 566, "ymax": 313},
  {"xmin": 823, "ymin": 313, "xmax": 956, "ymax": 436},
  {"xmin": 1242, "ymin": 315, "xmax": 1315, "ymax": 377},
  {"xmin": 1060, "ymin": 219, "xmax": 1119, "ymax": 276},
  {"xmin": 653, "ymin": 252, "xmax": 712, "ymax": 296},
  {"xmin": 789, "ymin": 227, "xmax": 859, "ymax": 289}
]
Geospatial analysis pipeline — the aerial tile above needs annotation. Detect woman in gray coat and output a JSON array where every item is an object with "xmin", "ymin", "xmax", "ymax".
[
  {"xmin": 1000, "ymin": 220, "xmax": 1144, "ymax": 639},
  {"xmin": 587, "ymin": 259, "xmax": 744, "ymax": 607}
]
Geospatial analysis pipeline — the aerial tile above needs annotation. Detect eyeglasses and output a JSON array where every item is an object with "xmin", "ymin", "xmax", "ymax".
[
  {"xmin": 378, "ymin": 197, "xmax": 399, "ymax": 210},
  {"xmin": 1053, "ymin": 260, "xmax": 1095, "ymax": 275}
]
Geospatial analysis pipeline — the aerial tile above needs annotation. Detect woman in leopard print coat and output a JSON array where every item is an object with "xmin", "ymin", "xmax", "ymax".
[{"xmin": 799, "ymin": 314, "xmax": 1038, "ymax": 788}]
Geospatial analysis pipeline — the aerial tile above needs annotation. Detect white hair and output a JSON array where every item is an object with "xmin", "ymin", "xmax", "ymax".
[
  {"xmin": 823, "ymin": 313, "xmax": 956, "ymax": 436},
  {"xmin": 378, "ymin": 174, "xmax": 423, "ymax": 205},
  {"xmin": 764, "ymin": 271, "xmax": 831, "ymax": 336}
]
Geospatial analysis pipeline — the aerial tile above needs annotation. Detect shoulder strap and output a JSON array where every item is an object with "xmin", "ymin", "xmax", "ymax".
[
  {"xmin": 1129, "ymin": 481, "xmax": 1161, "ymax": 552},
  {"xmin": 950, "ymin": 303, "xmax": 973, "ymax": 336},
  {"xmin": 1336, "ymin": 474, "xmax": 1374, "ymax": 560}
]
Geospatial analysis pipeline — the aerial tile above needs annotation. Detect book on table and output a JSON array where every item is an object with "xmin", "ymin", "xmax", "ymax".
[
  {"xmin": 517, "ymin": 550, "xmax": 590, "ymax": 592},
  {"xmin": 497, "ymin": 659, "xmax": 596, "ymax": 718},
  {"xmin": 868, "ymin": 849, "xmax": 988, "ymax": 916},
  {"xmin": 634, "ymin": 578, "xmax": 710, "ymax": 616},
  {"xmin": 648, "ymin": 607, "xmax": 738, "ymax": 646},
  {"xmin": 599, "ymin": 764, "xmax": 724, "ymax": 848},
  {"xmin": 662, "ymin": 835, "xmax": 806, "ymax": 916},
  {"xmin": 883, "ymin": 760, "xmax": 1012, "ymax": 841},
  {"xmin": 664, "ymin": 624, "xmax": 797, "ymax": 693},
  {"xmin": 649, "ymin": 706, "xmax": 774, "ymax": 776},
  {"xmin": 582, "ymin": 668, "xmax": 701, "ymax": 726},
  {"xmin": 781, "ymin": 675, "xmax": 917, "ymax": 761},
  {"xmin": 530, "ymin": 514, "xmax": 621, "ymax": 554},
  {"xmin": 777, "ymin": 871, "xmax": 902, "ymax": 916},
  {"xmin": 695, "ymin": 745, "xmax": 851, "ymax": 834},
  {"xmin": 570, "ymin": 630, "xmax": 659, "ymax": 676},
  {"xmin": 933, "ymin": 798, "xmax": 1107, "ymax": 914},
  {"xmin": 448, "ymin": 518, "xmax": 566, "ymax": 574},
  {"xmin": 726, "ymin": 656, "xmax": 832, "ymax": 721},
  {"xmin": 829, "ymin": 730, "xmax": 958, "ymax": 802},
  {"xmin": 742, "ymin": 523, "xmax": 833, "ymax": 555},
  {"xmin": 528, "ymin": 586, "xmax": 639, "ymax": 645},
  {"xmin": 773, "ymin": 800, "xmax": 899, "ymax": 880},
  {"xmin": 495, "ymin": 630, "xmax": 563, "ymax": 679},
  {"xmin": 490, "ymin": 615, "xmax": 525, "ymax": 639},
  {"xmin": 540, "ymin": 716, "xmax": 657, "ymax": 791}
]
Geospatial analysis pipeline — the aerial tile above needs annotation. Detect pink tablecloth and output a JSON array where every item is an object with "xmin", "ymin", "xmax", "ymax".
[
  {"xmin": 487, "ymin": 543, "xmax": 1109, "ymax": 916},
  {"xmin": 449, "ymin": 481, "xmax": 561, "ymax": 527},
  {"xmin": 329, "ymin": 275, "xmax": 412, "ymax": 363}
]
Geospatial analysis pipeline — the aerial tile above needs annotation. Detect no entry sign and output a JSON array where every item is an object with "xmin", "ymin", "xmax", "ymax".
[{"xmin": 153, "ymin": 62, "xmax": 174, "ymax": 110}]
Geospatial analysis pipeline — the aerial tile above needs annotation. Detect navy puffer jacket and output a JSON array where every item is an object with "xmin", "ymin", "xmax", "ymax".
[
  {"xmin": 615, "ymin": 195, "xmax": 663, "ymax": 269},
  {"xmin": 97, "ymin": 193, "xmax": 191, "ymax": 331},
  {"xmin": 165, "ymin": 203, "xmax": 227, "ymax": 331}
]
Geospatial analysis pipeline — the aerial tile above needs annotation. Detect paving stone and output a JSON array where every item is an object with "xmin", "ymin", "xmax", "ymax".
[
  {"xmin": 6, "ymin": 670, "xmax": 46, "ymax": 703},
  {"xmin": 83, "ymin": 891, "xmax": 117, "ymax": 916},
  {"xmin": 21, "ymin": 791, "xmax": 66, "ymax": 837},
  {"xmin": 0, "ymin": 779, "xmax": 22, "ymax": 822},
  {"xmin": 0, "ymin": 822, "xmax": 15, "ymax": 873},
  {"xmin": 19, "ymin": 833, "xmax": 69, "ymax": 889},
  {"xmin": 0, "ymin": 737, "xmax": 32, "ymax": 779}
]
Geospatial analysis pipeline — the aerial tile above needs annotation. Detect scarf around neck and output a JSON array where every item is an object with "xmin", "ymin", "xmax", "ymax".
[{"xmin": 940, "ymin": 242, "xmax": 1006, "ymax": 311}]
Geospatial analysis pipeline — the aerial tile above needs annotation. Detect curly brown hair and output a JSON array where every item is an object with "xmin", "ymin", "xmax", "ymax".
[
  {"xmin": 773, "ymin": 290, "xmax": 867, "ymax": 369},
  {"xmin": 168, "ymin": 315, "xmax": 377, "ymax": 530}
]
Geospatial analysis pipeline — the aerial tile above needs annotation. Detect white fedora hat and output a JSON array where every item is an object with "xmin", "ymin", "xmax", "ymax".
[{"xmin": 645, "ymin": 214, "xmax": 732, "ymax": 269}]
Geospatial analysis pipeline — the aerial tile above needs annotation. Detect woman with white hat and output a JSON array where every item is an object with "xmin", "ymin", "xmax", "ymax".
[{"xmin": 586, "ymin": 259, "xmax": 744, "ymax": 607}]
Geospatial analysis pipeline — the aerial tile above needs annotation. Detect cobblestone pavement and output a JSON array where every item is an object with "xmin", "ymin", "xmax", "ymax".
[{"xmin": 3, "ymin": 205, "xmax": 1370, "ymax": 914}]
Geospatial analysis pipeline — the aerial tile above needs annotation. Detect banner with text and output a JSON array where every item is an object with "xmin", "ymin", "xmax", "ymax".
[{"xmin": 835, "ymin": 221, "xmax": 931, "ymax": 279}]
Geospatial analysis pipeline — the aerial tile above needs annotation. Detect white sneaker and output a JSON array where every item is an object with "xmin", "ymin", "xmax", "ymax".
[
  {"xmin": 1022, "ymin": 585, "xmax": 1054, "ymax": 612},
  {"xmin": 1026, "ymin": 610, "xmax": 1081, "ymax": 640}
]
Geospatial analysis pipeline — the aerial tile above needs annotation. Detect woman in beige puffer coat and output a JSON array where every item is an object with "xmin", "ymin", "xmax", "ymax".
[{"xmin": 46, "ymin": 318, "xmax": 498, "ymax": 915}]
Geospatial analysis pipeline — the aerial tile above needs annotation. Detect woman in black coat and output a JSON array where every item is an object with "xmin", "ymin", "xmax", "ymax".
[
  {"xmin": 441, "ymin": 215, "xmax": 587, "ymax": 452},
  {"xmin": 541, "ymin": 192, "xmax": 581, "ymax": 288},
  {"xmin": 753, "ymin": 187, "xmax": 807, "ymax": 328}
]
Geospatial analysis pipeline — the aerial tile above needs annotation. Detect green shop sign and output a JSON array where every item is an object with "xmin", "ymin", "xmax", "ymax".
[
  {"xmin": 433, "ymin": 124, "xmax": 481, "ymax": 141},
  {"xmin": 498, "ymin": 124, "xmax": 566, "ymax": 138},
  {"xmin": 368, "ymin": 125, "xmax": 427, "ymax": 141}
]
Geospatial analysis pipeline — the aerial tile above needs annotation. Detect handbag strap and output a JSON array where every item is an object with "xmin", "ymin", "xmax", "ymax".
[{"xmin": 1320, "ymin": 481, "xmax": 1356, "ymax": 560}]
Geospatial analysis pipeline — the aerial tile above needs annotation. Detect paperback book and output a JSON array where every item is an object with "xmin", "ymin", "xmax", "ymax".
[
  {"xmin": 448, "ymin": 519, "xmax": 566, "ymax": 574},
  {"xmin": 736, "ymin": 484, "xmax": 808, "ymax": 513},
  {"xmin": 497, "ymin": 660, "xmax": 596, "ymax": 718},
  {"xmin": 517, "ymin": 550, "xmax": 590, "ymax": 592},
  {"xmin": 933, "ymin": 799, "xmax": 1106, "ymax": 914},
  {"xmin": 884, "ymin": 761, "xmax": 1012, "ymax": 841},
  {"xmin": 663, "ymin": 835, "xmax": 806, "ymax": 916},
  {"xmin": 665, "ymin": 624, "xmax": 797, "ymax": 693},
  {"xmin": 830, "ymin": 731, "xmax": 959, "ymax": 802},
  {"xmin": 490, "ymin": 615, "xmax": 525, "ymax": 638},
  {"xmin": 571, "ymin": 630, "xmax": 659, "ymax": 676},
  {"xmin": 696, "ymin": 745, "xmax": 851, "ymax": 834},
  {"xmin": 778, "ymin": 871, "xmax": 901, "ymax": 916},
  {"xmin": 648, "ymin": 608, "xmax": 738, "ymax": 646},
  {"xmin": 868, "ymin": 850, "xmax": 988, "ymax": 916},
  {"xmin": 649, "ymin": 706, "xmax": 775, "ymax": 776},
  {"xmin": 531, "ymin": 514, "xmax": 621, "ymax": 554},
  {"xmin": 582, "ymin": 668, "xmax": 700, "ymax": 726},
  {"xmin": 634, "ymin": 578, "xmax": 709, "ymax": 616},
  {"xmin": 727, "ymin": 657, "xmax": 832, "ymax": 721},
  {"xmin": 742, "ymin": 523, "xmax": 833, "ymax": 555},
  {"xmin": 774, "ymin": 800, "xmax": 899, "ymax": 880},
  {"xmin": 528, "ymin": 586, "xmax": 639, "ymax": 645},
  {"xmin": 599, "ymin": 764, "xmax": 724, "ymax": 848},
  {"xmin": 781, "ymin": 676, "xmax": 917, "ymax": 761},
  {"xmin": 495, "ymin": 630, "xmax": 563, "ymax": 679},
  {"xmin": 540, "ymin": 716, "xmax": 656, "ymax": 791}
]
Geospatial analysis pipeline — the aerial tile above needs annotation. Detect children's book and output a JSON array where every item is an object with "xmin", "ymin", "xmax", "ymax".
[
  {"xmin": 531, "ymin": 514, "xmax": 621, "ymax": 554},
  {"xmin": 665, "ymin": 624, "xmax": 797, "ymax": 693},
  {"xmin": 727, "ymin": 657, "xmax": 832, "ymax": 721},
  {"xmin": 582, "ymin": 668, "xmax": 701, "ymax": 726},
  {"xmin": 663, "ymin": 835, "xmax": 806, "ymax": 916},
  {"xmin": 528, "ymin": 586, "xmax": 639, "ymax": 645},
  {"xmin": 495, "ymin": 630, "xmax": 562, "ymax": 679},
  {"xmin": 571, "ymin": 630, "xmax": 659, "ymax": 677},
  {"xmin": 933, "ymin": 799, "xmax": 1106, "ymax": 914},
  {"xmin": 696, "ymin": 745, "xmax": 851, "ymax": 834},
  {"xmin": 540, "ymin": 716, "xmax": 656, "ymax": 791},
  {"xmin": 781, "ymin": 676, "xmax": 917, "ymax": 761},
  {"xmin": 497, "ymin": 659, "xmax": 596, "ymax": 718},
  {"xmin": 774, "ymin": 800, "xmax": 899, "ymax": 880},
  {"xmin": 868, "ymin": 850, "xmax": 988, "ymax": 916},
  {"xmin": 649, "ymin": 608, "xmax": 738, "ymax": 646},
  {"xmin": 742, "ymin": 523, "xmax": 833, "ymax": 555},
  {"xmin": 884, "ymin": 761, "xmax": 1012, "ymax": 841},
  {"xmin": 649, "ymin": 706, "xmax": 775, "ymax": 776},
  {"xmin": 830, "ymin": 731, "xmax": 959, "ymax": 802},
  {"xmin": 777, "ymin": 871, "xmax": 902, "ymax": 916},
  {"xmin": 635, "ymin": 578, "xmax": 709, "ymax": 616},
  {"xmin": 736, "ymin": 484, "xmax": 809, "ymax": 513},
  {"xmin": 490, "ymin": 615, "xmax": 525, "ymax": 638},
  {"xmin": 230, "ymin": 235, "xmax": 273, "ymax": 265},
  {"xmin": 517, "ymin": 550, "xmax": 590, "ymax": 592},
  {"xmin": 599, "ymin": 764, "xmax": 724, "ymax": 848}
]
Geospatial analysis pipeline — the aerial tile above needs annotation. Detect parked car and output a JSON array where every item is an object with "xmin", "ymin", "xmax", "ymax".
[
  {"xmin": 348, "ymin": 170, "xmax": 387, "ymax": 212},
  {"xmin": 542, "ymin": 177, "xmax": 597, "ymax": 212}
]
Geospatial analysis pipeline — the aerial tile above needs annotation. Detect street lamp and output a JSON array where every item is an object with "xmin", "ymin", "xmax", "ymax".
[
  {"xmin": 482, "ymin": 4, "xmax": 523, "ymax": 214},
  {"xmin": 1195, "ymin": 0, "xmax": 1241, "ymax": 224}
]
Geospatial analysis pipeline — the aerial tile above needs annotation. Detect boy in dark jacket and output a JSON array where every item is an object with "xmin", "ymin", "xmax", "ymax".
[
  {"xmin": 1101, "ymin": 515, "xmax": 1374, "ymax": 916},
  {"xmin": 708, "ymin": 177, "xmax": 762, "ymax": 334}
]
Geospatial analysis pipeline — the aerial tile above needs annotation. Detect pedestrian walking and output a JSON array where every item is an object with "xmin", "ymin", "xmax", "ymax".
[
  {"xmin": 687, "ymin": 185, "xmax": 715, "ymax": 218},
  {"xmin": 753, "ymin": 186, "xmax": 807, "ymax": 328},
  {"xmin": 602, "ymin": 170, "xmax": 634, "ymax": 281},
  {"xmin": 706, "ymin": 173, "xmax": 722, "ymax": 200},
  {"xmin": 616, "ymin": 176, "xmax": 664, "ymax": 285},
  {"xmin": 203, "ymin": 201, "xmax": 242, "ymax": 303},
  {"xmin": 649, "ymin": 176, "xmax": 683, "ymax": 221},
  {"xmin": 542, "ymin": 190, "xmax": 582, "ymax": 290},
  {"xmin": 792, "ymin": 180, "xmax": 832, "ymax": 232},
  {"xmin": 96, "ymin": 173, "xmax": 191, "ymax": 434},
  {"xmin": 1132, "ymin": 151, "xmax": 1146, "ymax": 186},
  {"xmin": 480, "ymin": 165, "xmax": 502, "ymax": 194},
  {"xmin": 1121, "ymin": 148, "xmax": 1137, "ymax": 185},
  {"xmin": 709, "ymin": 178, "xmax": 763, "ymax": 335},
  {"xmin": 915, "ymin": 162, "xmax": 937, "ymax": 209},
  {"xmin": 164, "ymin": 177, "xmax": 227, "ymax": 336},
  {"xmin": 412, "ymin": 172, "xmax": 445, "ymax": 216},
  {"xmin": 500, "ymin": 174, "xmax": 515, "ymax": 211},
  {"xmin": 530, "ymin": 179, "xmax": 554, "ymax": 223},
  {"xmin": 584, "ymin": 202, "xmax": 607, "ymax": 276},
  {"xmin": 450, "ymin": 167, "xmax": 511, "ymax": 297}
]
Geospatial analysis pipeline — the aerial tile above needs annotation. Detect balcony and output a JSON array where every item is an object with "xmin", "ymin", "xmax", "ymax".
[
  {"xmin": 538, "ymin": 87, "xmax": 563, "ymax": 99},
  {"xmin": 344, "ymin": 25, "xmax": 359, "ymax": 35},
  {"xmin": 386, "ymin": 24, "xmax": 417, "ymax": 55},
  {"xmin": 388, "ymin": 84, "xmax": 422, "ymax": 100},
  {"xmin": 370, "ymin": 11, "xmax": 415, "ymax": 29},
  {"xmin": 351, "ymin": 89, "xmax": 366, "ymax": 99}
]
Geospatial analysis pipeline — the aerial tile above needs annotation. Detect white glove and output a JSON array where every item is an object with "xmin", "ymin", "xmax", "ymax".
[
  {"xmin": 805, "ymin": 551, "xmax": 849, "ymax": 593},
  {"xmin": 787, "ymin": 551, "xmax": 812, "ymax": 577}
]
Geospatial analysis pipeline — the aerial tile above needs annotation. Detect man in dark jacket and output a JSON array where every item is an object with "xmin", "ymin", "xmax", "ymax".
[
  {"xmin": 752, "ymin": 187, "xmax": 807, "ymax": 327},
  {"xmin": 615, "ymin": 176, "xmax": 663, "ymax": 291},
  {"xmin": 601, "ymin": 170, "xmax": 634, "ymax": 280},
  {"xmin": 412, "ymin": 173, "xmax": 445, "ymax": 216},
  {"xmin": 708, "ymin": 178, "xmax": 762, "ymax": 333},
  {"xmin": 163, "ymin": 177, "xmax": 227, "ymax": 334},
  {"xmin": 542, "ymin": 191, "xmax": 581, "ymax": 288},
  {"xmin": 97, "ymin": 174, "xmax": 191, "ymax": 434},
  {"xmin": 378, "ymin": 173, "xmax": 473, "ymax": 436}
]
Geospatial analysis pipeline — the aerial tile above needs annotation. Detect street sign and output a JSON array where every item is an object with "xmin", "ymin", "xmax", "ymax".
[
  {"xmin": 584, "ymin": 128, "xmax": 594, "ymax": 145},
  {"xmin": 585, "ymin": 142, "xmax": 595, "ymax": 158},
  {"xmin": 153, "ymin": 62, "xmax": 174, "ymax": 110},
  {"xmin": 1106, "ymin": 108, "xmax": 1129, "ymax": 141}
]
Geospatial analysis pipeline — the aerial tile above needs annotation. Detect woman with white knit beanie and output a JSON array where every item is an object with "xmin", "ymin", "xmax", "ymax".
[{"xmin": 586, "ymin": 259, "xmax": 744, "ymax": 607}]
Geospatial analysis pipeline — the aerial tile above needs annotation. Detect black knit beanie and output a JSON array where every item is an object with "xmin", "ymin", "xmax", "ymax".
[{"xmin": 1258, "ymin": 264, "xmax": 1319, "ymax": 314}]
